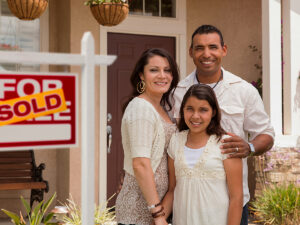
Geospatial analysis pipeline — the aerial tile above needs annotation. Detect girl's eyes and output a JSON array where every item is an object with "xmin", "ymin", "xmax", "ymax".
[
  {"xmin": 185, "ymin": 107, "xmax": 209, "ymax": 112},
  {"xmin": 185, "ymin": 107, "xmax": 193, "ymax": 111}
]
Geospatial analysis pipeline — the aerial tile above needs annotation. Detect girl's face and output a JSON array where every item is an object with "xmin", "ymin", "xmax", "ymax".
[
  {"xmin": 139, "ymin": 55, "xmax": 173, "ymax": 96},
  {"xmin": 183, "ymin": 96, "xmax": 214, "ymax": 135}
]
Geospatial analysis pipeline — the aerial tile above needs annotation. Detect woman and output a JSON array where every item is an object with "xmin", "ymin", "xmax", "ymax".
[{"xmin": 115, "ymin": 48, "xmax": 179, "ymax": 225}]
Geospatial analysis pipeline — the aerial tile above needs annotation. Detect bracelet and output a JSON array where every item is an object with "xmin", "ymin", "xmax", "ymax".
[
  {"xmin": 151, "ymin": 206, "xmax": 164, "ymax": 218},
  {"xmin": 152, "ymin": 211, "xmax": 165, "ymax": 219},
  {"xmin": 147, "ymin": 201, "xmax": 161, "ymax": 210}
]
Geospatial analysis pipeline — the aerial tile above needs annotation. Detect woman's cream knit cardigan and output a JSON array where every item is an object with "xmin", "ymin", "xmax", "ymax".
[{"xmin": 121, "ymin": 97, "xmax": 166, "ymax": 176}]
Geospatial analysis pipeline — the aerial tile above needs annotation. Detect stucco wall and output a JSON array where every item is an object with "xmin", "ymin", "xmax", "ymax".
[
  {"xmin": 69, "ymin": 0, "xmax": 101, "ymax": 206},
  {"xmin": 186, "ymin": 0, "xmax": 262, "ymax": 83}
]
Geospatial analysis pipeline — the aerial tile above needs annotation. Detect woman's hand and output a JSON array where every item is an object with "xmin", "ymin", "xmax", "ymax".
[{"xmin": 153, "ymin": 216, "xmax": 168, "ymax": 225}]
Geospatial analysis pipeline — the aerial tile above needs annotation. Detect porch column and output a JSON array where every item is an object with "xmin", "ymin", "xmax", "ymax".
[
  {"xmin": 282, "ymin": 0, "xmax": 300, "ymax": 135},
  {"xmin": 262, "ymin": 0, "xmax": 282, "ymax": 135}
]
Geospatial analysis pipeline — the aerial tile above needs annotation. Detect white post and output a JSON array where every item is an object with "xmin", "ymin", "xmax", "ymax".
[
  {"xmin": 99, "ymin": 64, "xmax": 107, "ymax": 203},
  {"xmin": 262, "ymin": 0, "xmax": 282, "ymax": 135},
  {"xmin": 81, "ymin": 32, "xmax": 95, "ymax": 225},
  {"xmin": 282, "ymin": 0, "xmax": 300, "ymax": 135}
]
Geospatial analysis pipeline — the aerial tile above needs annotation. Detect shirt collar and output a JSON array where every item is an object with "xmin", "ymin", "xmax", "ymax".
[{"xmin": 178, "ymin": 67, "xmax": 242, "ymax": 88}]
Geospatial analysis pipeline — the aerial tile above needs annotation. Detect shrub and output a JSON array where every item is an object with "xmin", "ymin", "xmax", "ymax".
[{"xmin": 251, "ymin": 183, "xmax": 300, "ymax": 225}]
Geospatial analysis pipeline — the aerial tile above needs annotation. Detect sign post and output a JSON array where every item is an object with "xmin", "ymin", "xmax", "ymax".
[{"xmin": 0, "ymin": 32, "xmax": 116, "ymax": 225}]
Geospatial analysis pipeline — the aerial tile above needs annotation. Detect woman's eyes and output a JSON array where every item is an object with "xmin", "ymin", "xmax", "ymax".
[{"xmin": 149, "ymin": 68, "xmax": 171, "ymax": 73}]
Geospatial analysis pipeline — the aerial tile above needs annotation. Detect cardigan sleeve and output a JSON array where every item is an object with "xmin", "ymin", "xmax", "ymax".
[
  {"xmin": 220, "ymin": 135, "xmax": 231, "ymax": 160},
  {"xmin": 167, "ymin": 132, "xmax": 177, "ymax": 160},
  {"xmin": 127, "ymin": 118, "xmax": 155, "ymax": 158},
  {"xmin": 124, "ymin": 99, "xmax": 158, "ymax": 159}
]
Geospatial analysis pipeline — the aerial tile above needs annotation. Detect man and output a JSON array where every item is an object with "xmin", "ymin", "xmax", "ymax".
[{"xmin": 170, "ymin": 25, "xmax": 275, "ymax": 225}]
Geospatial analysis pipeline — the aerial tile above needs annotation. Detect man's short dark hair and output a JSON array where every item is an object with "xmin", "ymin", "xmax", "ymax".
[{"xmin": 190, "ymin": 25, "xmax": 224, "ymax": 48}]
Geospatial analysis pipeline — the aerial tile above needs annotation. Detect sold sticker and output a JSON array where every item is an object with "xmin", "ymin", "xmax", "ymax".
[{"xmin": 0, "ymin": 88, "xmax": 67, "ymax": 126}]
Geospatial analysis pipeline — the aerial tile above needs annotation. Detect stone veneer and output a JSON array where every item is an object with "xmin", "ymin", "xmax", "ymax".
[{"xmin": 254, "ymin": 146, "xmax": 300, "ymax": 196}]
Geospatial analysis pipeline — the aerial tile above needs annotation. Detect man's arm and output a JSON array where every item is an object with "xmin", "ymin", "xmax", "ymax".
[{"xmin": 220, "ymin": 132, "xmax": 274, "ymax": 158}]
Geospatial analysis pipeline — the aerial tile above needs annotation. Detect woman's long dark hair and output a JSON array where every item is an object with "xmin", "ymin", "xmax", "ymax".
[
  {"xmin": 123, "ymin": 48, "xmax": 179, "ymax": 112},
  {"xmin": 178, "ymin": 84, "xmax": 226, "ymax": 140}
]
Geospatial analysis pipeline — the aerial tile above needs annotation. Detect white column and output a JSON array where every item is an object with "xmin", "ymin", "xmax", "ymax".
[
  {"xmin": 262, "ymin": 0, "xmax": 282, "ymax": 135},
  {"xmin": 282, "ymin": 0, "xmax": 300, "ymax": 135},
  {"xmin": 81, "ymin": 32, "xmax": 95, "ymax": 225}
]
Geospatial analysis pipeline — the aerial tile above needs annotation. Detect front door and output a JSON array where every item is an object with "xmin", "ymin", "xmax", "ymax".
[{"xmin": 107, "ymin": 33, "xmax": 176, "ymax": 206}]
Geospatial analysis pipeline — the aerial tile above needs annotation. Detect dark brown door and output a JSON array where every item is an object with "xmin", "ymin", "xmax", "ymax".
[{"xmin": 107, "ymin": 33, "xmax": 176, "ymax": 206}]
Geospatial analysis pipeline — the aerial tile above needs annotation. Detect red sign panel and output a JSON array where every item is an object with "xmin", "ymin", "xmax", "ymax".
[{"xmin": 0, "ymin": 72, "xmax": 78, "ymax": 151}]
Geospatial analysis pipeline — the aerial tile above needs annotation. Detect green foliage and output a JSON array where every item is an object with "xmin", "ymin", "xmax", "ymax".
[
  {"xmin": 1, "ymin": 193, "xmax": 56, "ymax": 225},
  {"xmin": 251, "ymin": 183, "xmax": 300, "ymax": 225},
  {"xmin": 84, "ymin": 0, "xmax": 128, "ymax": 6}
]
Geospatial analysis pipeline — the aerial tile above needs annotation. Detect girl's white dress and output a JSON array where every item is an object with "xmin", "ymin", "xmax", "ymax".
[{"xmin": 167, "ymin": 130, "xmax": 230, "ymax": 225}]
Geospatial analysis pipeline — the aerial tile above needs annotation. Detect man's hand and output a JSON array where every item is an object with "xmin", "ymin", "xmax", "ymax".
[{"xmin": 220, "ymin": 132, "xmax": 250, "ymax": 158}]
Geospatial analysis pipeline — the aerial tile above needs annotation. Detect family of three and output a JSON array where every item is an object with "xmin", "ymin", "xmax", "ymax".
[{"xmin": 115, "ymin": 25, "xmax": 275, "ymax": 225}]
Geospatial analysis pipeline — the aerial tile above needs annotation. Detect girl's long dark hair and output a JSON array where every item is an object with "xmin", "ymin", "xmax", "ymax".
[
  {"xmin": 178, "ymin": 84, "xmax": 226, "ymax": 140},
  {"xmin": 123, "ymin": 48, "xmax": 179, "ymax": 112}
]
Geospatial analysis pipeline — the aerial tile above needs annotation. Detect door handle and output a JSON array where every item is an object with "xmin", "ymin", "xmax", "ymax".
[{"xmin": 107, "ymin": 125, "xmax": 112, "ymax": 153}]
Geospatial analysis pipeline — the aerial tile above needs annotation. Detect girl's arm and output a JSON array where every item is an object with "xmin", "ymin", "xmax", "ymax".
[
  {"xmin": 161, "ymin": 156, "xmax": 176, "ymax": 219},
  {"xmin": 223, "ymin": 158, "xmax": 243, "ymax": 225},
  {"xmin": 133, "ymin": 157, "xmax": 168, "ymax": 225}
]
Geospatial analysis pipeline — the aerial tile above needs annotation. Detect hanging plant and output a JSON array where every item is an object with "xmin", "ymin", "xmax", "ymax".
[
  {"xmin": 85, "ymin": 0, "xmax": 129, "ymax": 27},
  {"xmin": 6, "ymin": 0, "xmax": 48, "ymax": 20}
]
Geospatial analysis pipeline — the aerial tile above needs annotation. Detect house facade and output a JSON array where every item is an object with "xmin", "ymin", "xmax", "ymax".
[{"xmin": 0, "ymin": 0, "xmax": 299, "ymax": 216}]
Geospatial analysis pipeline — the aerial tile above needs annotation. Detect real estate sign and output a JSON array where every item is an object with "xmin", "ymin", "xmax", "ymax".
[{"xmin": 0, "ymin": 72, "xmax": 78, "ymax": 150}]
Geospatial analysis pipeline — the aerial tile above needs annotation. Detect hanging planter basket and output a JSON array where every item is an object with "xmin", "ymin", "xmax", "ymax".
[
  {"xmin": 6, "ymin": 0, "xmax": 48, "ymax": 20},
  {"xmin": 90, "ymin": 3, "xmax": 129, "ymax": 26}
]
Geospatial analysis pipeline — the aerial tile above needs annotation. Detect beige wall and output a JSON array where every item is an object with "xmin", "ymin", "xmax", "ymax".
[
  {"xmin": 48, "ymin": 0, "xmax": 102, "ymax": 206},
  {"xmin": 186, "ymin": 0, "xmax": 262, "ymax": 83},
  {"xmin": 69, "ymin": 0, "xmax": 101, "ymax": 206}
]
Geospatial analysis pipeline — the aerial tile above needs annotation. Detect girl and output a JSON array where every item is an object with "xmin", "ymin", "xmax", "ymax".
[
  {"xmin": 115, "ymin": 48, "xmax": 179, "ymax": 225},
  {"xmin": 164, "ymin": 84, "xmax": 243, "ymax": 225}
]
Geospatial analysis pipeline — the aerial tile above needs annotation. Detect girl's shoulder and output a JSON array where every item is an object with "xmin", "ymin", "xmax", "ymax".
[
  {"xmin": 173, "ymin": 129, "xmax": 188, "ymax": 140},
  {"xmin": 169, "ymin": 130, "xmax": 188, "ymax": 145}
]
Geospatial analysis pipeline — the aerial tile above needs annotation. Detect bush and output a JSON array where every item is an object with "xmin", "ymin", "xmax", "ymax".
[{"xmin": 251, "ymin": 183, "xmax": 300, "ymax": 225}]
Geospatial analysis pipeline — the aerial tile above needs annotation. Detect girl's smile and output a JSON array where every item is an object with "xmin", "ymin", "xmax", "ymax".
[{"xmin": 183, "ymin": 96, "xmax": 214, "ymax": 135}]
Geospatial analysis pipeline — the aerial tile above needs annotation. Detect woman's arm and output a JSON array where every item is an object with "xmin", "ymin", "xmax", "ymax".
[
  {"xmin": 133, "ymin": 157, "xmax": 168, "ymax": 225},
  {"xmin": 161, "ymin": 156, "xmax": 176, "ymax": 219},
  {"xmin": 223, "ymin": 158, "xmax": 243, "ymax": 225}
]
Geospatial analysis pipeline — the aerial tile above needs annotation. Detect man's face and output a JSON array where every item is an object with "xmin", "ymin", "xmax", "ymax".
[{"xmin": 189, "ymin": 33, "xmax": 227, "ymax": 77}]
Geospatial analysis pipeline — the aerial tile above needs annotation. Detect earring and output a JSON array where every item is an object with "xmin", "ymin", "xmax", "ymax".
[{"xmin": 137, "ymin": 80, "xmax": 146, "ymax": 94}]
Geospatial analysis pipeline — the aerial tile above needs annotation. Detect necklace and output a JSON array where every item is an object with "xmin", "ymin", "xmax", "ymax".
[{"xmin": 196, "ymin": 70, "xmax": 223, "ymax": 89}]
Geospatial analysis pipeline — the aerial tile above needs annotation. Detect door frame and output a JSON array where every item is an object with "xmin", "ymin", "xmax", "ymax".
[{"xmin": 98, "ymin": 0, "xmax": 187, "ymax": 204}]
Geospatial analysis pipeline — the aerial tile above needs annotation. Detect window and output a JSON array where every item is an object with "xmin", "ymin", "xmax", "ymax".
[
  {"xmin": 0, "ymin": 0, "xmax": 40, "ymax": 71},
  {"xmin": 129, "ymin": 0, "xmax": 176, "ymax": 18}
]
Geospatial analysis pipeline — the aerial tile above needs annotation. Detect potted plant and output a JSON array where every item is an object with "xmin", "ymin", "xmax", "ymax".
[
  {"xmin": 6, "ymin": 0, "xmax": 48, "ymax": 20},
  {"xmin": 85, "ymin": 0, "xmax": 129, "ymax": 26}
]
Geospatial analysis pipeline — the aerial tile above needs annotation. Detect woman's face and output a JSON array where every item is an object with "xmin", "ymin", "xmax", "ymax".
[
  {"xmin": 139, "ymin": 55, "xmax": 173, "ymax": 97},
  {"xmin": 183, "ymin": 96, "xmax": 214, "ymax": 135}
]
